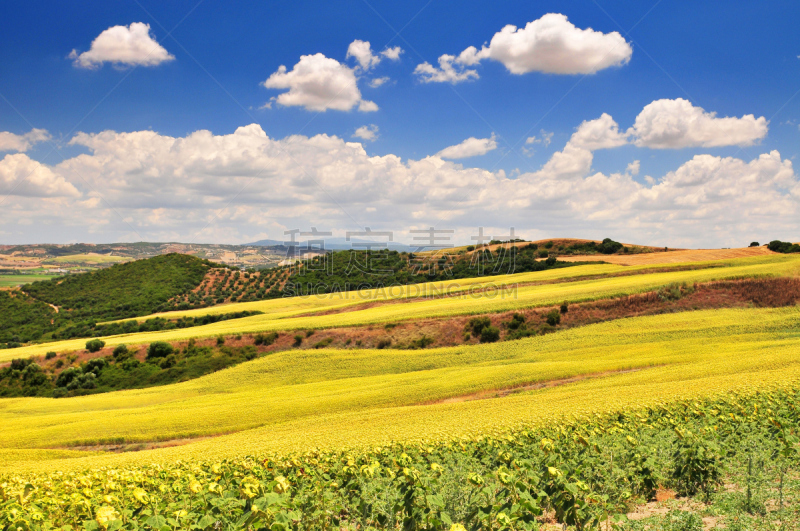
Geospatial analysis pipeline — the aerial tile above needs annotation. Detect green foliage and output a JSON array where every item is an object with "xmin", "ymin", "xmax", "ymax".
[
  {"xmin": 286, "ymin": 247, "xmax": 573, "ymax": 297},
  {"xmin": 85, "ymin": 339, "xmax": 105, "ymax": 353},
  {"xmin": 508, "ymin": 313, "xmax": 526, "ymax": 330},
  {"xmin": 23, "ymin": 253, "xmax": 219, "ymax": 321},
  {"xmin": 671, "ymin": 431, "xmax": 723, "ymax": 500},
  {"xmin": 112, "ymin": 344, "xmax": 129, "ymax": 359},
  {"xmin": 749, "ymin": 242, "xmax": 760, "ymax": 247},
  {"xmin": 147, "ymin": 341, "xmax": 174, "ymax": 359},
  {"xmin": 545, "ymin": 309, "xmax": 561, "ymax": 326},
  {"xmin": 314, "ymin": 338, "xmax": 334, "ymax": 349},
  {"xmin": 467, "ymin": 317, "xmax": 492, "ymax": 336},
  {"xmin": 254, "ymin": 332, "xmax": 279, "ymax": 346},
  {"xmin": 44, "ymin": 351, "xmax": 56, "ymax": 360},
  {"xmin": 768, "ymin": 240, "xmax": 800, "ymax": 253},
  {"xmin": 293, "ymin": 335, "xmax": 303, "ymax": 346},
  {"xmin": 479, "ymin": 325, "xmax": 500, "ymax": 343}
]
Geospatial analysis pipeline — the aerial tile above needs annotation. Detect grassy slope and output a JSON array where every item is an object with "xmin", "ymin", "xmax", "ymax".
[
  {"xmin": 42, "ymin": 254, "xmax": 130, "ymax": 264},
  {"xmin": 0, "ymin": 275, "xmax": 58, "ymax": 288},
  {"xmin": 6, "ymin": 253, "xmax": 799, "ymax": 361},
  {"xmin": 2, "ymin": 305, "xmax": 799, "ymax": 473}
]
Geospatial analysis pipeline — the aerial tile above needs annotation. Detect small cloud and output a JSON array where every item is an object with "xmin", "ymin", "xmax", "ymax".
[
  {"xmin": 353, "ymin": 124, "xmax": 379, "ymax": 141},
  {"xmin": 381, "ymin": 46, "xmax": 403, "ymax": 61},
  {"xmin": 369, "ymin": 77, "xmax": 391, "ymax": 88},
  {"xmin": 644, "ymin": 175, "xmax": 655, "ymax": 185},
  {"xmin": 70, "ymin": 22, "xmax": 174, "ymax": 69},
  {"xmin": 347, "ymin": 40, "xmax": 404, "ymax": 72},
  {"xmin": 626, "ymin": 160, "xmax": 641, "ymax": 176},
  {"xmin": 525, "ymin": 130, "xmax": 554, "ymax": 147},
  {"xmin": 437, "ymin": 134, "xmax": 497, "ymax": 159},
  {"xmin": 0, "ymin": 128, "xmax": 51, "ymax": 152},
  {"xmin": 264, "ymin": 53, "xmax": 377, "ymax": 112}
]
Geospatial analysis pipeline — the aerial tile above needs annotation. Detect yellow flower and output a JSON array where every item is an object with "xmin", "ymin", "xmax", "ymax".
[
  {"xmin": 174, "ymin": 509, "xmax": 188, "ymax": 519},
  {"xmin": 132, "ymin": 488, "xmax": 149, "ymax": 504},
  {"xmin": 189, "ymin": 481, "xmax": 203, "ymax": 494},
  {"xmin": 240, "ymin": 476, "xmax": 261, "ymax": 499},
  {"xmin": 95, "ymin": 506, "xmax": 120, "ymax": 529},
  {"xmin": 450, "ymin": 524, "xmax": 467, "ymax": 531},
  {"xmin": 273, "ymin": 476, "xmax": 290, "ymax": 494}
]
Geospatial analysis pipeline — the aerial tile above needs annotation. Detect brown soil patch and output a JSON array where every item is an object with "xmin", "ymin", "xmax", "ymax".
[
  {"xmin": 62, "ymin": 435, "xmax": 218, "ymax": 453},
  {"xmin": 560, "ymin": 246, "xmax": 774, "ymax": 266}
]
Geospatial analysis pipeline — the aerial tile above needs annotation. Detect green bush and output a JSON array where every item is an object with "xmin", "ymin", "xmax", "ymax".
[
  {"xmin": 545, "ymin": 309, "xmax": 561, "ymax": 326},
  {"xmin": 377, "ymin": 338, "xmax": 392, "ymax": 349},
  {"xmin": 253, "ymin": 332, "xmax": 279, "ymax": 346},
  {"xmin": 45, "ymin": 351, "xmax": 56, "ymax": 360},
  {"xmin": 479, "ymin": 326, "xmax": 500, "ymax": 343},
  {"xmin": 147, "ymin": 341, "xmax": 174, "ymax": 359},
  {"xmin": 85, "ymin": 339, "xmax": 105, "ymax": 353},
  {"xmin": 598, "ymin": 238, "xmax": 624, "ymax": 254},
  {"xmin": 768, "ymin": 240, "xmax": 800, "ymax": 254},
  {"xmin": 467, "ymin": 317, "xmax": 491, "ymax": 336},
  {"xmin": 507, "ymin": 313, "xmax": 526, "ymax": 330},
  {"xmin": 293, "ymin": 335, "xmax": 303, "ymax": 347},
  {"xmin": 112, "ymin": 344, "xmax": 129, "ymax": 359}
]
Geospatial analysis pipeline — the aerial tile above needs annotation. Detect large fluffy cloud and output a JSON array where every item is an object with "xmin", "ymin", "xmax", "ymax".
[
  {"xmin": 415, "ymin": 14, "xmax": 632, "ymax": 83},
  {"xmin": 0, "ymin": 154, "xmax": 79, "ymax": 197},
  {"xmin": 69, "ymin": 22, "xmax": 174, "ymax": 69},
  {"xmin": 264, "ymin": 53, "xmax": 378, "ymax": 112},
  {"xmin": 4, "ymin": 115, "xmax": 797, "ymax": 246},
  {"xmin": 0, "ymin": 129, "xmax": 51, "ymax": 153},
  {"xmin": 436, "ymin": 135, "xmax": 498, "ymax": 159},
  {"xmin": 630, "ymin": 98, "xmax": 769, "ymax": 148}
]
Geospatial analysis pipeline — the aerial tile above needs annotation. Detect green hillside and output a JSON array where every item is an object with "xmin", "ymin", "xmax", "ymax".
[{"xmin": 0, "ymin": 254, "xmax": 221, "ymax": 346}]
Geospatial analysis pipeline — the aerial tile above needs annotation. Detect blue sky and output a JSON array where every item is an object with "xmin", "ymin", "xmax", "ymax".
[{"xmin": 0, "ymin": 1, "xmax": 799, "ymax": 246}]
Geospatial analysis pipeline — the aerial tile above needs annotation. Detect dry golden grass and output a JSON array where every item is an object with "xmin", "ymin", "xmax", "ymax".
[{"xmin": 558, "ymin": 246, "xmax": 775, "ymax": 266}]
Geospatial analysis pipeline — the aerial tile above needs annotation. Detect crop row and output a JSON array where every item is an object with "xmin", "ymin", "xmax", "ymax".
[{"xmin": 2, "ymin": 383, "xmax": 798, "ymax": 530}]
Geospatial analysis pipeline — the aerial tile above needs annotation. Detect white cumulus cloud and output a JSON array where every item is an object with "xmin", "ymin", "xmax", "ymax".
[
  {"xmin": 353, "ymin": 125, "xmax": 379, "ymax": 141},
  {"xmin": 0, "ymin": 154, "xmax": 80, "ymax": 197},
  {"xmin": 69, "ymin": 22, "xmax": 174, "ymax": 69},
  {"xmin": 347, "ymin": 40, "xmax": 404, "ymax": 72},
  {"xmin": 436, "ymin": 134, "xmax": 498, "ymax": 159},
  {"xmin": 369, "ymin": 77, "xmax": 391, "ymax": 88},
  {"xmin": 263, "ymin": 53, "xmax": 377, "ymax": 112},
  {"xmin": 0, "ymin": 129, "xmax": 51, "ymax": 153},
  {"xmin": 630, "ymin": 98, "xmax": 769, "ymax": 148},
  {"xmin": 3, "ymin": 116, "xmax": 797, "ymax": 247},
  {"xmin": 415, "ymin": 13, "xmax": 632, "ymax": 83}
]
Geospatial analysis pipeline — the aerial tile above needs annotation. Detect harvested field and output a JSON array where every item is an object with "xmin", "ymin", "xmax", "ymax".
[{"xmin": 559, "ymin": 246, "xmax": 774, "ymax": 265}]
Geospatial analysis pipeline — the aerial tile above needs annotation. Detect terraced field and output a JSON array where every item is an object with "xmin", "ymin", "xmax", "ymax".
[
  {"xmin": 2, "ymin": 304, "xmax": 799, "ymax": 473},
  {"xmin": 6, "ymin": 253, "xmax": 799, "ymax": 362}
]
